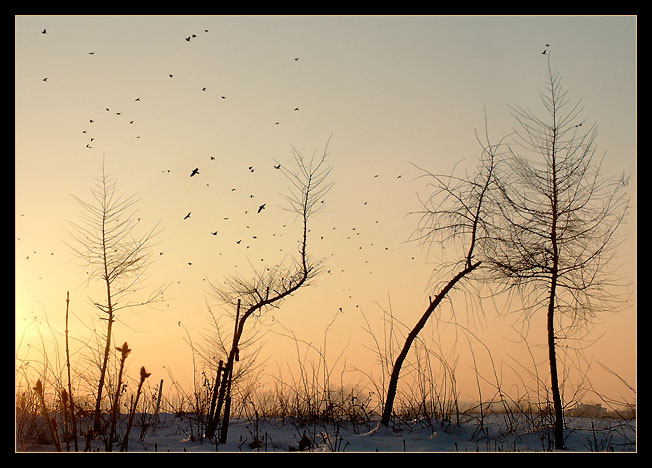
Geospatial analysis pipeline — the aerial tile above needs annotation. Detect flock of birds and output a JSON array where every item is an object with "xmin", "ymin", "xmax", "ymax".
[
  {"xmin": 27, "ymin": 26, "xmax": 556, "ymax": 316},
  {"xmin": 28, "ymin": 23, "xmax": 419, "ymax": 316}
]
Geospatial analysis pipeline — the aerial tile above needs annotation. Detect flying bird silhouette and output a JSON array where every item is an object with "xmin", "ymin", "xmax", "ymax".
[
  {"xmin": 274, "ymin": 164, "xmax": 281, "ymax": 169},
  {"xmin": 42, "ymin": 29, "xmax": 46, "ymax": 34},
  {"xmin": 294, "ymin": 57, "xmax": 299, "ymax": 61},
  {"xmin": 184, "ymin": 212, "xmax": 191, "ymax": 220},
  {"xmin": 258, "ymin": 204, "xmax": 266, "ymax": 213},
  {"xmin": 88, "ymin": 51, "xmax": 95, "ymax": 55},
  {"xmin": 211, "ymin": 231, "xmax": 218, "ymax": 235},
  {"xmin": 169, "ymin": 74, "xmax": 174, "ymax": 78},
  {"xmin": 542, "ymin": 50, "xmax": 547, "ymax": 54},
  {"xmin": 42, "ymin": 77, "xmax": 47, "ymax": 82},
  {"xmin": 190, "ymin": 168, "xmax": 199, "ymax": 177},
  {"xmin": 135, "ymin": 97, "xmax": 140, "ymax": 101}
]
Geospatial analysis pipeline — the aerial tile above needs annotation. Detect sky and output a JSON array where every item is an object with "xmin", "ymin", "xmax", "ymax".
[{"xmin": 15, "ymin": 15, "xmax": 636, "ymax": 409}]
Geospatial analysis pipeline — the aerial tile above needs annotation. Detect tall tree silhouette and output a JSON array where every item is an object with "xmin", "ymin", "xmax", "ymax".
[
  {"xmin": 379, "ymin": 123, "xmax": 503, "ymax": 427},
  {"xmin": 66, "ymin": 161, "xmax": 164, "ymax": 434},
  {"xmin": 485, "ymin": 59, "xmax": 630, "ymax": 449},
  {"xmin": 204, "ymin": 138, "xmax": 334, "ymax": 441}
]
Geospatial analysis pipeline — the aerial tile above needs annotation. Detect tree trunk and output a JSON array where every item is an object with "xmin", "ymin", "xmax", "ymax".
[
  {"xmin": 93, "ymin": 276, "xmax": 114, "ymax": 433},
  {"xmin": 547, "ymin": 270, "xmax": 565, "ymax": 449},
  {"xmin": 205, "ymin": 300, "xmax": 240, "ymax": 440},
  {"xmin": 206, "ymin": 361, "xmax": 223, "ymax": 430},
  {"xmin": 381, "ymin": 261, "xmax": 481, "ymax": 426}
]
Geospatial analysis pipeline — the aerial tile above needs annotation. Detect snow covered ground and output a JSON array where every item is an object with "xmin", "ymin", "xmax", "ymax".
[{"xmin": 16, "ymin": 412, "xmax": 636, "ymax": 452}]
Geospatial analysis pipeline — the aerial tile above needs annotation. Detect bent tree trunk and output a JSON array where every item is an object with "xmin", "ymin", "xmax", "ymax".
[{"xmin": 381, "ymin": 260, "xmax": 481, "ymax": 427}]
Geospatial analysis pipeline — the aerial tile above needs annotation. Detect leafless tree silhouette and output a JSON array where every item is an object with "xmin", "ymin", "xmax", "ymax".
[
  {"xmin": 379, "ymin": 121, "xmax": 506, "ymax": 427},
  {"xmin": 204, "ymin": 138, "xmax": 334, "ymax": 441},
  {"xmin": 483, "ymin": 58, "xmax": 631, "ymax": 449},
  {"xmin": 66, "ymin": 162, "xmax": 165, "ymax": 434}
]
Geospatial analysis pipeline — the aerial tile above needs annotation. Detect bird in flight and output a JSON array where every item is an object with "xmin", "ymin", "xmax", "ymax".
[
  {"xmin": 294, "ymin": 57, "xmax": 299, "ymax": 61},
  {"xmin": 42, "ymin": 29, "xmax": 47, "ymax": 34},
  {"xmin": 274, "ymin": 164, "xmax": 281, "ymax": 169},
  {"xmin": 258, "ymin": 204, "xmax": 266, "ymax": 213},
  {"xmin": 210, "ymin": 156, "xmax": 215, "ymax": 160},
  {"xmin": 184, "ymin": 212, "xmax": 191, "ymax": 220},
  {"xmin": 248, "ymin": 166, "xmax": 254, "ymax": 172},
  {"xmin": 294, "ymin": 107, "xmax": 300, "ymax": 111},
  {"xmin": 542, "ymin": 49, "xmax": 547, "ymax": 54},
  {"xmin": 169, "ymin": 74, "xmax": 174, "ymax": 78},
  {"xmin": 135, "ymin": 97, "xmax": 140, "ymax": 101},
  {"xmin": 202, "ymin": 87, "xmax": 207, "ymax": 91},
  {"xmin": 42, "ymin": 77, "xmax": 47, "ymax": 82},
  {"xmin": 88, "ymin": 51, "xmax": 95, "ymax": 55},
  {"xmin": 211, "ymin": 231, "xmax": 218, "ymax": 235},
  {"xmin": 190, "ymin": 168, "xmax": 199, "ymax": 177}
]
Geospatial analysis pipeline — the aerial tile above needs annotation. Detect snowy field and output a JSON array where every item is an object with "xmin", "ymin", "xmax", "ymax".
[{"xmin": 16, "ymin": 412, "xmax": 636, "ymax": 453}]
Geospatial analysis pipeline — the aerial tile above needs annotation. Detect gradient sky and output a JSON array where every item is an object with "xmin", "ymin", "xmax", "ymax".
[{"xmin": 15, "ymin": 15, "xmax": 636, "ymax": 408}]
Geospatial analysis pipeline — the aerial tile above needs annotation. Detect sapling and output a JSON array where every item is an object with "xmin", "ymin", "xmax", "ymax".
[
  {"xmin": 33, "ymin": 379, "xmax": 62, "ymax": 451},
  {"xmin": 64, "ymin": 291, "xmax": 78, "ymax": 451},
  {"xmin": 107, "ymin": 342, "xmax": 131, "ymax": 451},
  {"xmin": 61, "ymin": 389, "xmax": 70, "ymax": 451},
  {"xmin": 120, "ymin": 366, "xmax": 151, "ymax": 452}
]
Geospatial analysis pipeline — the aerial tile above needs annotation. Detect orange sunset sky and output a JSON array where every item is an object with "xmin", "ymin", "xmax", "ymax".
[{"xmin": 16, "ymin": 15, "xmax": 636, "ymax": 409}]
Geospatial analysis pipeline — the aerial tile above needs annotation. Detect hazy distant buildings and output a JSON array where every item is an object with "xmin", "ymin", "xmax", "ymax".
[{"xmin": 567, "ymin": 403, "xmax": 608, "ymax": 418}]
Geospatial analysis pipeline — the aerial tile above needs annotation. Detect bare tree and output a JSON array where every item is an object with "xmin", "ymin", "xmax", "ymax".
[
  {"xmin": 379, "ymin": 122, "xmax": 505, "ymax": 427},
  {"xmin": 204, "ymin": 139, "xmax": 334, "ymax": 441},
  {"xmin": 484, "ymin": 59, "xmax": 631, "ymax": 449},
  {"xmin": 66, "ymin": 162, "xmax": 165, "ymax": 433}
]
